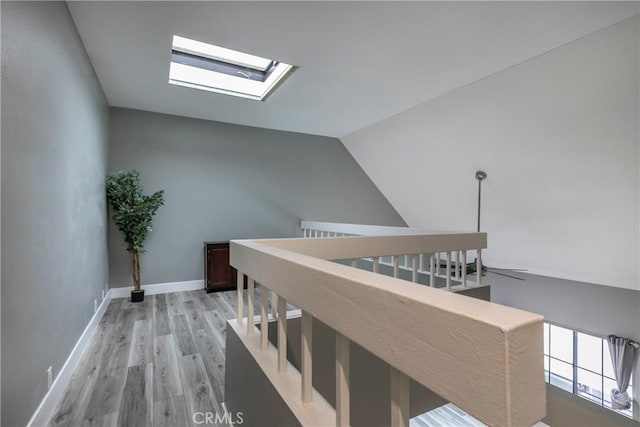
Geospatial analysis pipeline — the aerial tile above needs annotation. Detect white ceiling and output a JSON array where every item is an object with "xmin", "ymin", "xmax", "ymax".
[{"xmin": 68, "ymin": 2, "xmax": 639, "ymax": 137}]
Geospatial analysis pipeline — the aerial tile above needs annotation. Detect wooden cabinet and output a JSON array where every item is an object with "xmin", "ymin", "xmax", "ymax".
[
  {"xmin": 204, "ymin": 242, "xmax": 234, "ymax": 292},
  {"xmin": 204, "ymin": 241, "xmax": 247, "ymax": 292}
]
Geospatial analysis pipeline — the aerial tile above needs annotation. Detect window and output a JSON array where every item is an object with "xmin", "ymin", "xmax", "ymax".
[
  {"xmin": 168, "ymin": 35, "xmax": 295, "ymax": 101},
  {"xmin": 543, "ymin": 322, "xmax": 634, "ymax": 418}
]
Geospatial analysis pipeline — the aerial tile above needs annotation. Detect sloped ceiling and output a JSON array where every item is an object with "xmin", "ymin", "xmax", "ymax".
[
  {"xmin": 341, "ymin": 15, "xmax": 640, "ymax": 290},
  {"xmin": 68, "ymin": 1, "xmax": 639, "ymax": 137}
]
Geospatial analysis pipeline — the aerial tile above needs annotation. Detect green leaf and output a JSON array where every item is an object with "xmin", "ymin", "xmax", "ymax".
[{"xmin": 106, "ymin": 170, "xmax": 165, "ymax": 253}]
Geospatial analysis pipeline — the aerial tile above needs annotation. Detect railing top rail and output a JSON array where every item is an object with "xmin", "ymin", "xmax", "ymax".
[
  {"xmin": 300, "ymin": 220, "xmax": 468, "ymax": 236},
  {"xmin": 257, "ymin": 233, "xmax": 486, "ymax": 260},
  {"xmin": 232, "ymin": 237, "xmax": 533, "ymax": 329},
  {"xmin": 230, "ymin": 236, "xmax": 545, "ymax": 427}
]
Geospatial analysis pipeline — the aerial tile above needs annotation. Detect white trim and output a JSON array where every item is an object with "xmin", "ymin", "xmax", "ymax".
[
  {"xmin": 27, "ymin": 290, "xmax": 113, "ymax": 427},
  {"xmin": 300, "ymin": 220, "xmax": 464, "ymax": 236},
  {"xmin": 109, "ymin": 279, "xmax": 204, "ymax": 299}
]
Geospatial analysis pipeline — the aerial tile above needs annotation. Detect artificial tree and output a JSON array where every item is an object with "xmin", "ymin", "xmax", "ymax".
[{"xmin": 106, "ymin": 170, "xmax": 164, "ymax": 302}]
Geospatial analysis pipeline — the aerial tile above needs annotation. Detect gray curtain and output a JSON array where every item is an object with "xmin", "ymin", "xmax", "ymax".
[{"xmin": 606, "ymin": 335, "xmax": 639, "ymax": 410}]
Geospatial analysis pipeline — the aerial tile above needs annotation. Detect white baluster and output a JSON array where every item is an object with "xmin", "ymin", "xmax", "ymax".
[
  {"xmin": 260, "ymin": 285, "xmax": 268, "ymax": 351},
  {"xmin": 393, "ymin": 255, "xmax": 399, "ymax": 278},
  {"xmin": 336, "ymin": 332, "xmax": 350, "ymax": 427},
  {"xmin": 462, "ymin": 250, "xmax": 467, "ymax": 287},
  {"xmin": 270, "ymin": 290, "xmax": 277, "ymax": 320},
  {"xmin": 351, "ymin": 259, "xmax": 357, "ymax": 268},
  {"xmin": 237, "ymin": 271, "xmax": 244, "ymax": 324},
  {"xmin": 302, "ymin": 310, "xmax": 313, "ymax": 404},
  {"xmin": 435, "ymin": 252, "xmax": 440, "ymax": 276},
  {"xmin": 429, "ymin": 254, "xmax": 435, "ymax": 287},
  {"xmin": 373, "ymin": 257, "xmax": 380, "ymax": 274},
  {"xmin": 419, "ymin": 254, "xmax": 425, "ymax": 272},
  {"xmin": 412, "ymin": 255, "xmax": 418, "ymax": 283},
  {"xmin": 390, "ymin": 367, "xmax": 410, "ymax": 427},
  {"xmin": 476, "ymin": 249, "xmax": 482, "ymax": 286},
  {"xmin": 446, "ymin": 252, "xmax": 451, "ymax": 290},
  {"xmin": 277, "ymin": 295, "xmax": 287, "ymax": 373},
  {"xmin": 247, "ymin": 278, "xmax": 255, "ymax": 335},
  {"xmin": 454, "ymin": 251, "xmax": 460, "ymax": 281}
]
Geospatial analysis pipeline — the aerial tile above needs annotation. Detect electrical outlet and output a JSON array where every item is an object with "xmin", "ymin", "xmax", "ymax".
[
  {"xmin": 94, "ymin": 299, "xmax": 98, "ymax": 313},
  {"xmin": 47, "ymin": 366, "xmax": 53, "ymax": 389}
]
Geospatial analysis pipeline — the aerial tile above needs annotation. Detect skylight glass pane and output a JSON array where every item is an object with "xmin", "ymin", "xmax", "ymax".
[
  {"xmin": 173, "ymin": 35, "xmax": 272, "ymax": 71},
  {"xmin": 170, "ymin": 63, "xmax": 264, "ymax": 97},
  {"xmin": 169, "ymin": 35, "xmax": 294, "ymax": 101}
]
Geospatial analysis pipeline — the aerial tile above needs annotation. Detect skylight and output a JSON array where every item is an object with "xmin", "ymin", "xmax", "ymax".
[{"xmin": 169, "ymin": 35, "xmax": 295, "ymax": 101}]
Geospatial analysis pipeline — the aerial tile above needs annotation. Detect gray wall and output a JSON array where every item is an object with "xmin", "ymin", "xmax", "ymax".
[
  {"xmin": 491, "ymin": 273, "xmax": 640, "ymax": 342},
  {"xmin": 108, "ymin": 108, "xmax": 404, "ymax": 287},
  {"xmin": 491, "ymin": 271, "xmax": 640, "ymax": 420},
  {"xmin": 1, "ymin": 2, "xmax": 110, "ymax": 426},
  {"xmin": 342, "ymin": 15, "xmax": 640, "ymax": 291},
  {"xmin": 545, "ymin": 384, "xmax": 639, "ymax": 427}
]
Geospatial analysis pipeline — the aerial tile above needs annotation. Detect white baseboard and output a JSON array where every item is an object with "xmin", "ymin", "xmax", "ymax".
[
  {"xmin": 27, "ymin": 280, "xmax": 205, "ymax": 425},
  {"xmin": 109, "ymin": 279, "xmax": 204, "ymax": 299},
  {"xmin": 27, "ymin": 289, "xmax": 113, "ymax": 427}
]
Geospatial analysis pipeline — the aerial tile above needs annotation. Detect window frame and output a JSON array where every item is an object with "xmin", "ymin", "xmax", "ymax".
[{"xmin": 543, "ymin": 321, "xmax": 633, "ymax": 419}]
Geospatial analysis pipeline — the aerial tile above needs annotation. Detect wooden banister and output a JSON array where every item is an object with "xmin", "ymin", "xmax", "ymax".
[{"xmin": 230, "ymin": 236, "xmax": 545, "ymax": 426}]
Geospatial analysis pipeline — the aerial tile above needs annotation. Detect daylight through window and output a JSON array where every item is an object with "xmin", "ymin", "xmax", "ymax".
[
  {"xmin": 543, "ymin": 322, "xmax": 634, "ymax": 418},
  {"xmin": 169, "ymin": 35, "xmax": 295, "ymax": 101}
]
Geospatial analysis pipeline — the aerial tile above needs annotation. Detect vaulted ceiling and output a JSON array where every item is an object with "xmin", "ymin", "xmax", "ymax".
[{"xmin": 68, "ymin": 1, "xmax": 638, "ymax": 137}]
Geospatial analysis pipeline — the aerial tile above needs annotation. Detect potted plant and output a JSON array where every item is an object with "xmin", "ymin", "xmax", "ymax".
[{"xmin": 106, "ymin": 170, "xmax": 164, "ymax": 302}]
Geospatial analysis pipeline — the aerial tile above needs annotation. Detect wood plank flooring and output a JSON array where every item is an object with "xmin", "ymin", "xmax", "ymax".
[
  {"xmin": 50, "ymin": 288, "xmax": 264, "ymax": 427},
  {"xmin": 51, "ymin": 286, "xmax": 493, "ymax": 427},
  {"xmin": 410, "ymin": 403, "xmax": 486, "ymax": 427}
]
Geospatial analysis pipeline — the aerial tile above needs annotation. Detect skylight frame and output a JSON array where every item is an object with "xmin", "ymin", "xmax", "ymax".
[{"xmin": 169, "ymin": 35, "xmax": 295, "ymax": 101}]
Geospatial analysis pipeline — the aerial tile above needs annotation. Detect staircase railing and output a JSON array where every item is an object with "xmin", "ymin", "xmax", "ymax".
[
  {"xmin": 301, "ymin": 220, "xmax": 485, "ymax": 290},
  {"xmin": 229, "ymin": 232, "xmax": 545, "ymax": 426}
]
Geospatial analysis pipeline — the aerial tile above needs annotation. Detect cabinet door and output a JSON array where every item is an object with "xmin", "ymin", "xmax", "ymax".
[{"xmin": 206, "ymin": 243, "xmax": 232, "ymax": 288}]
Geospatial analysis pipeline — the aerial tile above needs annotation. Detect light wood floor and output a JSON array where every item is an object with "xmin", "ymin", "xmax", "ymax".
[
  {"xmin": 411, "ymin": 403, "xmax": 486, "ymax": 427},
  {"xmin": 50, "ymin": 288, "xmax": 256, "ymax": 427},
  {"xmin": 51, "ymin": 288, "xmax": 486, "ymax": 427}
]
